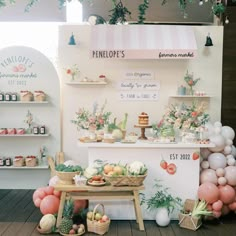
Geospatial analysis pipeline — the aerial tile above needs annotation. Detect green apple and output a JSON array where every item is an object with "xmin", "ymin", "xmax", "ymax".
[
  {"xmin": 95, "ymin": 213, "xmax": 102, "ymax": 221},
  {"xmin": 87, "ymin": 211, "xmax": 93, "ymax": 220}
]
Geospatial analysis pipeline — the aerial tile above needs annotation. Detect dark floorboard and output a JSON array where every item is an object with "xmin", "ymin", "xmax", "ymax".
[{"xmin": 0, "ymin": 189, "xmax": 236, "ymax": 236}]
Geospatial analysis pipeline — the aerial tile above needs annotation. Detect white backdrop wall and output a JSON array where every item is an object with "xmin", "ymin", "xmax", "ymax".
[{"xmin": 58, "ymin": 25, "xmax": 223, "ymax": 167}]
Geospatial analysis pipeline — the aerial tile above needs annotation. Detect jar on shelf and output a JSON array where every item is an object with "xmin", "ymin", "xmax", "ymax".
[
  {"xmin": 40, "ymin": 126, "xmax": 46, "ymax": 134},
  {"xmin": 11, "ymin": 93, "xmax": 17, "ymax": 101},
  {"xmin": 33, "ymin": 126, "xmax": 39, "ymax": 135},
  {"xmin": 0, "ymin": 92, "xmax": 4, "ymax": 101},
  {"xmin": 5, "ymin": 92, "xmax": 11, "ymax": 101},
  {"xmin": 0, "ymin": 157, "xmax": 5, "ymax": 166},
  {"xmin": 5, "ymin": 157, "xmax": 12, "ymax": 166}
]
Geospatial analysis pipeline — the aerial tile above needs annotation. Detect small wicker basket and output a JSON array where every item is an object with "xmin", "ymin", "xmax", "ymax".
[
  {"xmin": 13, "ymin": 157, "xmax": 25, "ymax": 167},
  {"xmin": 25, "ymin": 157, "xmax": 37, "ymax": 167},
  {"xmin": 20, "ymin": 92, "xmax": 33, "ymax": 101},
  {"xmin": 103, "ymin": 173, "xmax": 147, "ymax": 186},
  {"xmin": 87, "ymin": 204, "xmax": 110, "ymax": 235},
  {"xmin": 56, "ymin": 171, "xmax": 81, "ymax": 184},
  {"xmin": 34, "ymin": 93, "xmax": 46, "ymax": 102}
]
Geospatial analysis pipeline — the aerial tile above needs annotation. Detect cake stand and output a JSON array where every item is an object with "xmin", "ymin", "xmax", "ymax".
[{"xmin": 134, "ymin": 125, "xmax": 152, "ymax": 140}]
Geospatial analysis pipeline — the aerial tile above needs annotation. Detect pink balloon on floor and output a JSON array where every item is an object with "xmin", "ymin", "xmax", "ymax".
[
  {"xmin": 228, "ymin": 201, "xmax": 236, "ymax": 211},
  {"xmin": 44, "ymin": 186, "xmax": 54, "ymax": 195},
  {"xmin": 219, "ymin": 185, "xmax": 236, "ymax": 204},
  {"xmin": 221, "ymin": 205, "xmax": 230, "ymax": 216},
  {"xmin": 198, "ymin": 182, "xmax": 220, "ymax": 204},
  {"xmin": 40, "ymin": 195, "xmax": 60, "ymax": 215},
  {"xmin": 212, "ymin": 210, "xmax": 222, "ymax": 218},
  {"xmin": 34, "ymin": 198, "xmax": 41, "ymax": 208},
  {"xmin": 33, "ymin": 189, "xmax": 46, "ymax": 200},
  {"xmin": 212, "ymin": 200, "xmax": 223, "ymax": 211}
]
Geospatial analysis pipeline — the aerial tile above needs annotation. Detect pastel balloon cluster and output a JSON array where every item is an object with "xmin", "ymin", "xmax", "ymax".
[
  {"xmin": 198, "ymin": 122, "xmax": 236, "ymax": 218},
  {"xmin": 33, "ymin": 186, "xmax": 61, "ymax": 215}
]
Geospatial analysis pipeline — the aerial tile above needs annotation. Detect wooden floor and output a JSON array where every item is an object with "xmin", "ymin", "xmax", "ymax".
[{"xmin": 0, "ymin": 189, "xmax": 236, "ymax": 236}]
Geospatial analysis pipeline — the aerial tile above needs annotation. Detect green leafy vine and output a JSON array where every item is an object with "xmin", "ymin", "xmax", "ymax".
[{"xmin": 138, "ymin": 0, "xmax": 149, "ymax": 24}]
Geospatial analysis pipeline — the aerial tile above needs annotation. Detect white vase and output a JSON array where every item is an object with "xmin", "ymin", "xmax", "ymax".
[{"xmin": 155, "ymin": 207, "xmax": 171, "ymax": 227}]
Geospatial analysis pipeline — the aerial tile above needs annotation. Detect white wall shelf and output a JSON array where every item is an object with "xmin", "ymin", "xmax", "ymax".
[
  {"xmin": 0, "ymin": 101, "xmax": 49, "ymax": 104},
  {"xmin": 169, "ymin": 95, "xmax": 212, "ymax": 98},
  {"xmin": 66, "ymin": 81, "xmax": 107, "ymax": 85},
  {"xmin": 0, "ymin": 134, "xmax": 50, "ymax": 137},
  {"xmin": 0, "ymin": 165, "xmax": 49, "ymax": 170}
]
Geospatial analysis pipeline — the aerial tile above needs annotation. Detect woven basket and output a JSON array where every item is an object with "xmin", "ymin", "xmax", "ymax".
[
  {"xmin": 25, "ymin": 157, "xmax": 37, "ymax": 167},
  {"xmin": 34, "ymin": 93, "xmax": 46, "ymax": 102},
  {"xmin": 87, "ymin": 204, "xmax": 110, "ymax": 235},
  {"xmin": 103, "ymin": 173, "xmax": 147, "ymax": 186},
  {"xmin": 13, "ymin": 157, "xmax": 25, "ymax": 167},
  {"xmin": 56, "ymin": 171, "xmax": 81, "ymax": 184},
  {"xmin": 20, "ymin": 92, "xmax": 33, "ymax": 101}
]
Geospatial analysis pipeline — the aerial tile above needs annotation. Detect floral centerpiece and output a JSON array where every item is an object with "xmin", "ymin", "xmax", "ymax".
[
  {"xmin": 71, "ymin": 100, "xmax": 112, "ymax": 133},
  {"xmin": 152, "ymin": 102, "xmax": 210, "ymax": 141}
]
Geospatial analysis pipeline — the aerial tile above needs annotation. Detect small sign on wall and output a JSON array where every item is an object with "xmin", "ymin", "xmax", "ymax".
[{"xmin": 118, "ymin": 70, "xmax": 160, "ymax": 101}]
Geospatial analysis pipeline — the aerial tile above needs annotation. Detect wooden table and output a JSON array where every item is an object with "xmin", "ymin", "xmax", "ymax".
[{"xmin": 54, "ymin": 184, "xmax": 145, "ymax": 231}]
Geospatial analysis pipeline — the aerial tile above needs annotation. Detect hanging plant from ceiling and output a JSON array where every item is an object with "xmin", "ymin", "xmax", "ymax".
[
  {"xmin": 138, "ymin": 0, "xmax": 149, "ymax": 24},
  {"xmin": 108, "ymin": 0, "xmax": 131, "ymax": 24}
]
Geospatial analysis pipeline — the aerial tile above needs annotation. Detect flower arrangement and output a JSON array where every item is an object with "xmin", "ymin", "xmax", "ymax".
[
  {"xmin": 153, "ymin": 102, "xmax": 210, "ymax": 134},
  {"xmin": 71, "ymin": 100, "xmax": 112, "ymax": 131},
  {"xmin": 24, "ymin": 110, "xmax": 33, "ymax": 131},
  {"xmin": 184, "ymin": 71, "xmax": 200, "ymax": 95},
  {"xmin": 65, "ymin": 64, "xmax": 79, "ymax": 80}
]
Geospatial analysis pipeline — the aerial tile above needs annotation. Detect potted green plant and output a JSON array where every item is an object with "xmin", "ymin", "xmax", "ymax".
[{"xmin": 141, "ymin": 179, "xmax": 182, "ymax": 227}]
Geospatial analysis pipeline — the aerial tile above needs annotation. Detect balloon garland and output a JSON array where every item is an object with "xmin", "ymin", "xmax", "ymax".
[{"xmin": 198, "ymin": 122, "xmax": 236, "ymax": 218}]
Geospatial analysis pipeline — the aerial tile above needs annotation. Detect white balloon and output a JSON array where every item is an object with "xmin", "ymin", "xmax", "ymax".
[
  {"xmin": 201, "ymin": 160, "xmax": 210, "ymax": 169},
  {"xmin": 221, "ymin": 126, "xmax": 235, "ymax": 141},
  {"xmin": 226, "ymin": 139, "xmax": 233, "ymax": 146},
  {"xmin": 227, "ymin": 154, "xmax": 234, "ymax": 160},
  {"xmin": 201, "ymin": 148, "xmax": 212, "ymax": 159},
  {"xmin": 227, "ymin": 158, "xmax": 236, "ymax": 166},
  {"xmin": 208, "ymin": 153, "xmax": 227, "ymax": 170},
  {"xmin": 204, "ymin": 122, "xmax": 215, "ymax": 137},
  {"xmin": 225, "ymin": 166, "xmax": 236, "ymax": 186},
  {"xmin": 231, "ymin": 146, "xmax": 236, "ymax": 157},
  {"xmin": 224, "ymin": 146, "xmax": 232, "ymax": 155},
  {"xmin": 216, "ymin": 168, "xmax": 225, "ymax": 177},
  {"xmin": 214, "ymin": 121, "xmax": 222, "ymax": 128},
  {"xmin": 218, "ymin": 177, "xmax": 227, "ymax": 186},
  {"xmin": 200, "ymin": 169, "xmax": 218, "ymax": 184},
  {"xmin": 209, "ymin": 134, "xmax": 226, "ymax": 152},
  {"xmin": 214, "ymin": 126, "xmax": 222, "ymax": 135}
]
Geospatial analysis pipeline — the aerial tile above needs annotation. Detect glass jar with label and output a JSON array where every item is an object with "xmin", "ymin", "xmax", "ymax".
[
  {"xmin": 5, "ymin": 93, "xmax": 11, "ymax": 101},
  {"xmin": 0, "ymin": 157, "xmax": 5, "ymax": 166},
  {"xmin": 0, "ymin": 92, "xmax": 4, "ymax": 101},
  {"xmin": 5, "ymin": 157, "xmax": 11, "ymax": 166},
  {"xmin": 11, "ymin": 93, "xmax": 17, "ymax": 101},
  {"xmin": 33, "ymin": 127, "xmax": 39, "ymax": 135},
  {"xmin": 40, "ymin": 126, "xmax": 46, "ymax": 134}
]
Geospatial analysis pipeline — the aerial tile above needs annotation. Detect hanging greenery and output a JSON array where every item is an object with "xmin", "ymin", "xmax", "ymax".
[
  {"xmin": 108, "ymin": 0, "xmax": 131, "ymax": 25},
  {"xmin": 0, "ymin": 0, "xmax": 227, "ymax": 23},
  {"xmin": 138, "ymin": 0, "xmax": 149, "ymax": 24}
]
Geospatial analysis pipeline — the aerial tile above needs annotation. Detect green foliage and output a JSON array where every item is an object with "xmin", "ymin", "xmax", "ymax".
[
  {"xmin": 141, "ymin": 179, "xmax": 182, "ymax": 214},
  {"xmin": 108, "ymin": 0, "xmax": 131, "ymax": 24},
  {"xmin": 138, "ymin": 0, "xmax": 149, "ymax": 24},
  {"xmin": 56, "ymin": 164, "xmax": 83, "ymax": 173}
]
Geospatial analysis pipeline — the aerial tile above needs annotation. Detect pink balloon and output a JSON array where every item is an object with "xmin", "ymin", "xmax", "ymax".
[
  {"xmin": 34, "ymin": 198, "xmax": 41, "ymax": 208},
  {"xmin": 44, "ymin": 186, "xmax": 54, "ymax": 195},
  {"xmin": 49, "ymin": 175, "xmax": 60, "ymax": 186},
  {"xmin": 200, "ymin": 169, "xmax": 218, "ymax": 185},
  {"xmin": 33, "ymin": 189, "xmax": 46, "ymax": 200},
  {"xmin": 219, "ymin": 185, "xmax": 236, "ymax": 204},
  {"xmin": 53, "ymin": 190, "xmax": 61, "ymax": 198},
  {"xmin": 212, "ymin": 200, "xmax": 223, "ymax": 211},
  {"xmin": 207, "ymin": 204, "xmax": 213, "ymax": 211},
  {"xmin": 40, "ymin": 195, "xmax": 60, "ymax": 215},
  {"xmin": 212, "ymin": 210, "xmax": 222, "ymax": 218},
  {"xmin": 228, "ymin": 201, "xmax": 236, "ymax": 211},
  {"xmin": 198, "ymin": 182, "xmax": 220, "ymax": 204},
  {"xmin": 224, "ymin": 166, "xmax": 236, "ymax": 186}
]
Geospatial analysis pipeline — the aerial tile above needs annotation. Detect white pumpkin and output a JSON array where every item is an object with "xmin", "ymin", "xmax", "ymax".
[
  {"xmin": 39, "ymin": 214, "xmax": 56, "ymax": 232},
  {"xmin": 112, "ymin": 129, "xmax": 123, "ymax": 141}
]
